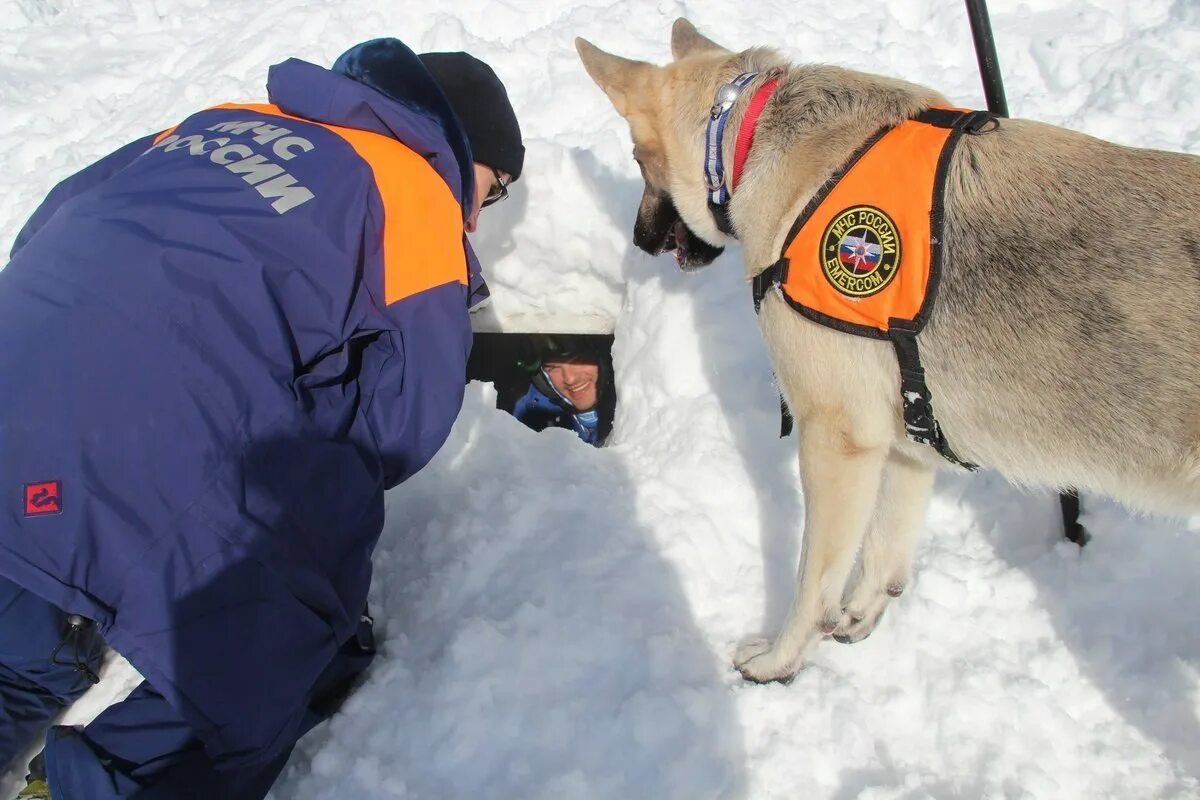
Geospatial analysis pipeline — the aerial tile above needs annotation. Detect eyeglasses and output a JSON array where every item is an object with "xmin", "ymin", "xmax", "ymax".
[{"xmin": 481, "ymin": 168, "xmax": 510, "ymax": 208}]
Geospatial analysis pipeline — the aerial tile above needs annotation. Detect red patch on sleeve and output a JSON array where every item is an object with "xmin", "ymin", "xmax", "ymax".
[{"xmin": 24, "ymin": 481, "xmax": 63, "ymax": 517}]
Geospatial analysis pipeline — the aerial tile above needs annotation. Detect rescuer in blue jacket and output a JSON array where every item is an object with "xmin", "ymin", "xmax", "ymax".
[{"xmin": 0, "ymin": 37, "xmax": 523, "ymax": 800}]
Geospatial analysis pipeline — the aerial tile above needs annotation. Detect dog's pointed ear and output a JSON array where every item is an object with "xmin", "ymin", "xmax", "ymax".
[
  {"xmin": 575, "ymin": 37, "xmax": 653, "ymax": 117},
  {"xmin": 671, "ymin": 18, "xmax": 730, "ymax": 60}
]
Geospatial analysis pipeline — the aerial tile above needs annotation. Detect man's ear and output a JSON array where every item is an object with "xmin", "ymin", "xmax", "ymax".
[
  {"xmin": 575, "ymin": 37, "xmax": 655, "ymax": 118},
  {"xmin": 670, "ymin": 18, "xmax": 731, "ymax": 60}
]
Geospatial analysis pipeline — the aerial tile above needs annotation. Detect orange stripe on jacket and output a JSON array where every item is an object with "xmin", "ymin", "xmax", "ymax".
[
  {"xmin": 213, "ymin": 103, "xmax": 467, "ymax": 306},
  {"xmin": 779, "ymin": 112, "xmax": 959, "ymax": 333}
]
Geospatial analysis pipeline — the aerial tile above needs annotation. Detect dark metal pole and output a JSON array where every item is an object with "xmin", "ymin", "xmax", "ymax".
[
  {"xmin": 962, "ymin": 0, "xmax": 1085, "ymax": 545},
  {"xmin": 964, "ymin": 0, "xmax": 1010, "ymax": 117},
  {"xmin": 1059, "ymin": 489, "xmax": 1089, "ymax": 546}
]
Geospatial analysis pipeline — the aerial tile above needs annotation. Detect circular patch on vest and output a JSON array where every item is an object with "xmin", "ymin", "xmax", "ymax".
[{"xmin": 820, "ymin": 206, "xmax": 901, "ymax": 298}]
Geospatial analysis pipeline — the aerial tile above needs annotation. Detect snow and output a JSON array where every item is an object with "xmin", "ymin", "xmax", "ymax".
[{"xmin": 2, "ymin": 0, "xmax": 1199, "ymax": 797}]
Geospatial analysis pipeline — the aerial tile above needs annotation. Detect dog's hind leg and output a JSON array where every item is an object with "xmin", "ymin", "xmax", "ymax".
[
  {"xmin": 735, "ymin": 408, "xmax": 889, "ymax": 682},
  {"xmin": 833, "ymin": 448, "xmax": 935, "ymax": 644}
]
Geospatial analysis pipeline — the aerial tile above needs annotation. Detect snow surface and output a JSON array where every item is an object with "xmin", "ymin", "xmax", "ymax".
[{"xmin": 2, "ymin": 0, "xmax": 1199, "ymax": 797}]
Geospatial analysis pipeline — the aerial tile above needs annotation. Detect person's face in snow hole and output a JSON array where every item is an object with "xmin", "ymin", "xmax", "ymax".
[
  {"xmin": 544, "ymin": 357, "xmax": 600, "ymax": 411},
  {"xmin": 465, "ymin": 163, "xmax": 511, "ymax": 232}
]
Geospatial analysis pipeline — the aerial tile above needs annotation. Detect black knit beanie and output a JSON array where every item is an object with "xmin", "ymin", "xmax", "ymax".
[{"xmin": 419, "ymin": 52, "xmax": 524, "ymax": 182}]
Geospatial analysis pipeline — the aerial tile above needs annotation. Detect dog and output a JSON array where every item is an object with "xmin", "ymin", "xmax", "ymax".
[{"xmin": 576, "ymin": 18, "xmax": 1200, "ymax": 682}]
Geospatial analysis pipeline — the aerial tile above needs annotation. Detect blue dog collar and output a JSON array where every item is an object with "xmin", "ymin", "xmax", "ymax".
[{"xmin": 704, "ymin": 71, "xmax": 758, "ymax": 209}]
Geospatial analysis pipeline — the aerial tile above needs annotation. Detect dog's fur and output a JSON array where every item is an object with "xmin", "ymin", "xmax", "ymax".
[{"xmin": 577, "ymin": 19, "xmax": 1200, "ymax": 682}]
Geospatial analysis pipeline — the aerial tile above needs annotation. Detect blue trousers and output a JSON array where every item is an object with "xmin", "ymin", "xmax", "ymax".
[{"xmin": 0, "ymin": 576, "xmax": 375, "ymax": 799}]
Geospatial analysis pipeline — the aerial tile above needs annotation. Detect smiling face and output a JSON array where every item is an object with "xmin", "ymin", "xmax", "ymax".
[{"xmin": 543, "ymin": 358, "xmax": 600, "ymax": 411}]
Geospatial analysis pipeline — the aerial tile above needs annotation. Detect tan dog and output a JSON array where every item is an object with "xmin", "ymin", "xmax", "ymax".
[{"xmin": 576, "ymin": 19, "xmax": 1200, "ymax": 682}]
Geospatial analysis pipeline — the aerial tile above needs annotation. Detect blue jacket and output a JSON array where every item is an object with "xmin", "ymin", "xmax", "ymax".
[
  {"xmin": 511, "ymin": 374, "xmax": 602, "ymax": 446},
  {"xmin": 0, "ymin": 46, "xmax": 477, "ymax": 768}
]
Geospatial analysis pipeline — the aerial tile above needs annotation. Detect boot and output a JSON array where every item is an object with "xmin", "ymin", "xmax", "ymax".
[
  {"xmin": 14, "ymin": 779, "xmax": 50, "ymax": 800},
  {"xmin": 15, "ymin": 750, "xmax": 49, "ymax": 799}
]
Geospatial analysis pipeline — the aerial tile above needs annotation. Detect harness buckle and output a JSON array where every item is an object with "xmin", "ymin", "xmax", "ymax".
[{"xmin": 961, "ymin": 110, "xmax": 1000, "ymax": 134}]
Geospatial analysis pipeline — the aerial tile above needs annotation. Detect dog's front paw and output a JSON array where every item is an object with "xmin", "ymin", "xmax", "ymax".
[
  {"xmin": 734, "ymin": 637, "xmax": 772, "ymax": 665},
  {"xmin": 832, "ymin": 604, "xmax": 887, "ymax": 644},
  {"xmin": 835, "ymin": 579, "xmax": 901, "ymax": 643},
  {"xmin": 733, "ymin": 638, "xmax": 797, "ymax": 684}
]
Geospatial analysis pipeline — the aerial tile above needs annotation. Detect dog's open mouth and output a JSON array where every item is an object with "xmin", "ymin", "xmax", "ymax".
[
  {"xmin": 661, "ymin": 220, "xmax": 690, "ymax": 270},
  {"xmin": 663, "ymin": 220, "xmax": 687, "ymax": 268},
  {"xmin": 667, "ymin": 219, "xmax": 725, "ymax": 272},
  {"xmin": 636, "ymin": 195, "xmax": 724, "ymax": 272}
]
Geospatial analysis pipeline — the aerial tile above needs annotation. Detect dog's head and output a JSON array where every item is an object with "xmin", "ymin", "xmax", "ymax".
[{"xmin": 576, "ymin": 20, "xmax": 767, "ymax": 271}]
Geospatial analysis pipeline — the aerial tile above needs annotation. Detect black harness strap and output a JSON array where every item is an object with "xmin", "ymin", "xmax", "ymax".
[
  {"xmin": 888, "ymin": 320, "xmax": 977, "ymax": 470},
  {"xmin": 752, "ymin": 258, "xmax": 795, "ymax": 436},
  {"xmin": 752, "ymin": 258, "xmax": 788, "ymax": 313},
  {"xmin": 914, "ymin": 107, "xmax": 997, "ymax": 133}
]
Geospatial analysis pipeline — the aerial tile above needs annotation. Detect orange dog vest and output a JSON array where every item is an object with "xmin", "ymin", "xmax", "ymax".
[{"xmin": 752, "ymin": 108, "xmax": 998, "ymax": 468}]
